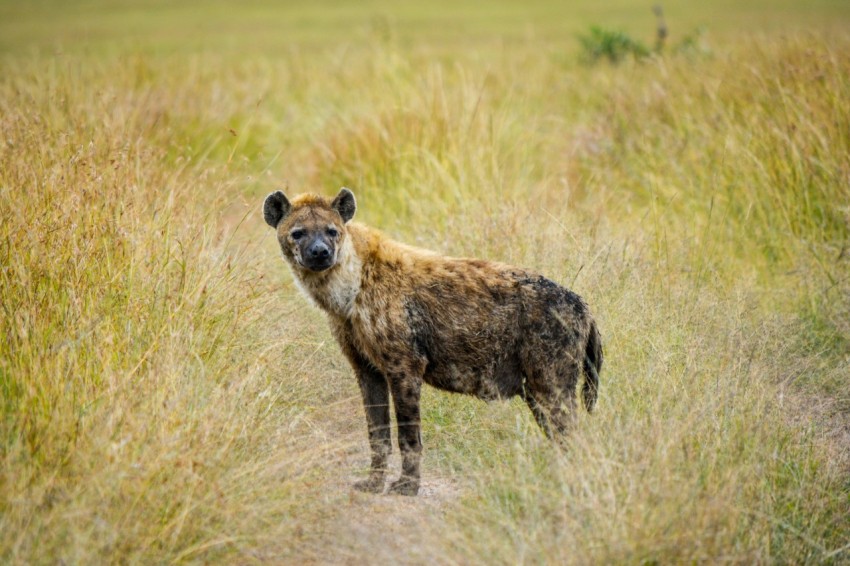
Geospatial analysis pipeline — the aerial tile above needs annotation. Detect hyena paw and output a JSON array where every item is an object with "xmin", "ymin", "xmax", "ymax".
[
  {"xmin": 387, "ymin": 477, "xmax": 419, "ymax": 496},
  {"xmin": 352, "ymin": 477, "xmax": 384, "ymax": 494}
]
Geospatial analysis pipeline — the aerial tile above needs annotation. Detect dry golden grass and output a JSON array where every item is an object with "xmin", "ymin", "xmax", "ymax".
[{"xmin": 1, "ymin": 2, "xmax": 849, "ymax": 563}]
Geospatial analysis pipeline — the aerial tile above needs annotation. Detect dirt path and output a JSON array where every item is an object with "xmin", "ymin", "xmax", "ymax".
[
  {"xmin": 275, "ymin": 385, "xmax": 466, "ymax": 565},
  {"xmin": 287, "ymin": 460, "xmax": 463, "ymax": 565},
  {"xmin": 313, "ymin": 451, "xmax": 464, "ymax": 565}
]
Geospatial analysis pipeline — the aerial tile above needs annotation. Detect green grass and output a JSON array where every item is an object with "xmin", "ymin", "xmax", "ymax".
[
  {"xmin": 4, "ymin": 0, "xmax": 850, "ymax": 55},
  {"xmin": 2, "ymin": 1, "xmax": 849, "ymax": 563}
]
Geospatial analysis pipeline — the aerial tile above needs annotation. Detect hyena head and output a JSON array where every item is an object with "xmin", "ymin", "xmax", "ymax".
[{"xmin": 263, "ymin": 187, "xmax": 356, "ymax": 273}]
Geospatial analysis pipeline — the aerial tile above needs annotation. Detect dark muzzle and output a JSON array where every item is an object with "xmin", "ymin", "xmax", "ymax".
[{"xmin": 303, "ymin": 238, "xmax": 333, "ymax": 271}]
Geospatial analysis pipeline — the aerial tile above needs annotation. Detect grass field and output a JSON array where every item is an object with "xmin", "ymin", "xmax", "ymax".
[{"xmin": 2, "ymin": 0, "xmax": 850, "ymax": 563}]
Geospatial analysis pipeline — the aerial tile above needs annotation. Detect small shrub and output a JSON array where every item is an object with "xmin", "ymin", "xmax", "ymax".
[{"xmin": 579, "ymin": 26, "xmax": 651, "ymax": 64}]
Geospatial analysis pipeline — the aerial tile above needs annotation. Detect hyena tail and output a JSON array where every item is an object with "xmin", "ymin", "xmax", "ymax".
[{"xmin": 582, "ymin": 321, "xmax": 602, "ymax": 413}]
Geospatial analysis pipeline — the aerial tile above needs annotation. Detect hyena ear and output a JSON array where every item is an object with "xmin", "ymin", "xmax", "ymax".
[
  {"xmin": 331, "ymin": 187, "xmax": 356, "ymax": 223},
  {"xmin": 263, "ymin": 191, "xmax": 291, "ymax": 228}
]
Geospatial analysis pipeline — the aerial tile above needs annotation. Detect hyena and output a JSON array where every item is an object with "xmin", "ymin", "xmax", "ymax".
[{"xmin": 264, "ymin": 188, "xmax": 602, "ymax": 496}]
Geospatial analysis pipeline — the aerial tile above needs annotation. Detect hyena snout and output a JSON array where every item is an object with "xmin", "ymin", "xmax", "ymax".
[{"xmin": 302, "ymin": 237, "xmax": 334, "ymax": 271}]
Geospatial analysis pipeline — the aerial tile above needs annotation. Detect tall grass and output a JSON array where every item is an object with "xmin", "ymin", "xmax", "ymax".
[
  {"xmin": 1, "ymin": 4, "xmax": 849, "ymax": 563},
  {"xmin": 0, "ymin": 57, "xmax": 341, "ymax": 562}
]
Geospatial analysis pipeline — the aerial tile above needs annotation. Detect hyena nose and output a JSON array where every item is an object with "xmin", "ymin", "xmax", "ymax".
[{"xmin": 308, "ymin": 241, "xmax": 330, "ymax": 259}]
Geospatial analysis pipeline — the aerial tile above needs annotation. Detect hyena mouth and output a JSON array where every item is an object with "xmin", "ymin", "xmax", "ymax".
[{"xmin": 302, "ymin": 258, "xmax": 334, "ymax": 272}]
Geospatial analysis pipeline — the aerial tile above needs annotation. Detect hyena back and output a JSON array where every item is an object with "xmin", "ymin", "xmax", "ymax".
[{"xmin": 264, "ymin": 188, "xmax": 602, "ymax": 496}]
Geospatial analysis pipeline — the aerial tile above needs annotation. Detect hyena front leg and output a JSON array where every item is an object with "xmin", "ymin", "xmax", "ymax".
[
  {"xmin": 353, "ymin": 364, "xmax": 391, "ymax": 494},
  {"xmin": 386, "ymin": 365, "xmax": 424, "ymax": 496}
]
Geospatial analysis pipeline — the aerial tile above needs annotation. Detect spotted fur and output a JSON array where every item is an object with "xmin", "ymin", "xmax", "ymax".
[{"xmin": 264, "ymin": 188, "xmax": 602, "ymax": 496}]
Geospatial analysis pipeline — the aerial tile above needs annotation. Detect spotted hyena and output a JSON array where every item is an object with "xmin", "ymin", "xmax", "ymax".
[{"xmin": 264, "ymin": 188, "xmax": 602, "ymax": 496}]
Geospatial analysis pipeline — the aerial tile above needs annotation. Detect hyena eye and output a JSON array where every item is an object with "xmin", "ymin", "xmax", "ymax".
[
  {"xmin": 291, "ymin": 229, "xmax": 305, "ymax": 240},
  {"xmin": 327, "ymin": 227, "xmax": 339, "ymax": 237}
]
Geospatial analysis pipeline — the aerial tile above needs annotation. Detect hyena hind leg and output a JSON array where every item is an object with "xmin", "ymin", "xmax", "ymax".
[
  {"xmin": 522, "ymin": 365, "xmax": 580, "ymax": 439},
  {"xmin": 522, "ymin": 391, "xmax": 553, "ymax": 439}
]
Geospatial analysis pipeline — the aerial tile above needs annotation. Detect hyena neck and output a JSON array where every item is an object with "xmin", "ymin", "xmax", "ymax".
[{"xmin": 291, "ymin": 235, "xmax": 362, "ymax": 319}]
